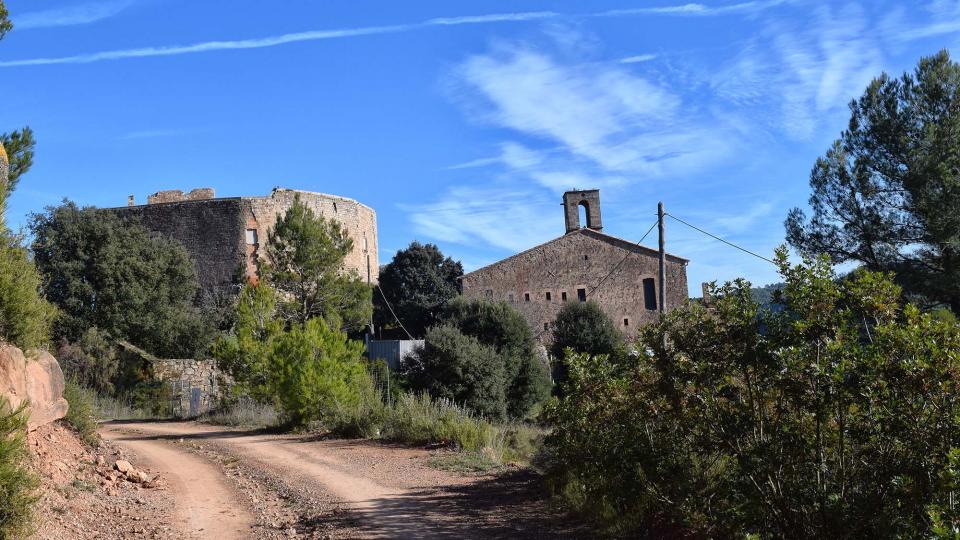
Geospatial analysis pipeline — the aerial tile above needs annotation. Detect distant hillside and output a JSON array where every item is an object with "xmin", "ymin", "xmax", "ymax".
[{"xmin": 751, "ymin": 282, "xmax": 785, "ymax": 308}]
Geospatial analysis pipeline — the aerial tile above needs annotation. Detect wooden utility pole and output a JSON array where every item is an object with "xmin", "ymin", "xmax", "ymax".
[{"xmin": 658, "ymin": 201, "xmax": 666, "ymax": 314}]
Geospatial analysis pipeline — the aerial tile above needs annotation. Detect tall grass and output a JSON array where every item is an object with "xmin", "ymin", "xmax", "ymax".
[
  {"xmin": 91, "ymin": 391, "xmax": 157, "ymax": 421},
  {"xmin": 200, "ymin": 396, "xmax": 278, "ymax": 428},
  {"xmin": 330, "ymin": 390, "xmax": 544, "ymax": 466}
]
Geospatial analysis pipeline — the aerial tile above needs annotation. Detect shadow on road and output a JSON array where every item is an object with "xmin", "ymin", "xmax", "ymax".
[{"xmin": 304, "ymin": 469, "xmax": 594, "ymax": 539}]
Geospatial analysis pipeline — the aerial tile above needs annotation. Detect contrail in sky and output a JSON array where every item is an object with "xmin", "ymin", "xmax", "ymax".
[{"xmin": 0, "ymin": 2, "xmax": 784, "ymax": 68}]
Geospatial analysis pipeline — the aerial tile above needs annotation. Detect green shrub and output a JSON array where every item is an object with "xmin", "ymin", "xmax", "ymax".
[
  {"xmin": 63, "ymin": 381, "xmax": 98, "ymax": 445},
  {"xmin": 0, "ymin": 235, "xmax": 55, "ymax": 350},
  {"xmin": 550, "ymin": 300, "xmax": 623, "ymax": 371},
  {"xmin": 404, "ymin": 298, "xmax": 552, "ymax": 421},
  {"xmin": 406, "ymin": 325, "xmax": 508, "ymax": 421},
  {"xmin": 441, "ymin": 298, "xmax": 551, "ymax": 419},
  {"xmin": 56, "ymin": 327, "xmax": 118, "ymax": 395},
  {"xmin": 0, "ymin": 396, "xmax": 39, "ymax": 539},
  {"xmin": 212, "ymin": 281, "xmax": 282, "ymax": 403},
  {"xmin": 268, "ymin": 317, "xmax": 370, "ymax": 428},
  {"xmin": 543, "ymin": 249, "xmax": 960, "ymax": 537}
]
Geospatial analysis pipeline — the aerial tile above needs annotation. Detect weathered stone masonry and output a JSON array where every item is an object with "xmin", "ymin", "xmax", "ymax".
[
  {"xmin": 111, "ymin": 187, "xmax": 379, "ymax": 295},
  {"xmin": 462, "ymin": 189, "xmax": 689, "ymax": 342}
]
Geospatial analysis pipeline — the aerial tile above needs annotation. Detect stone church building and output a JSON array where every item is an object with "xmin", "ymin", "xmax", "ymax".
[
  {"xmin": 461, "ymin": 189, "xmax": 689, "ymax": 342},
  {"xmin": 111, "ymin": 187, "xmax": 378, "ymax": 295}
]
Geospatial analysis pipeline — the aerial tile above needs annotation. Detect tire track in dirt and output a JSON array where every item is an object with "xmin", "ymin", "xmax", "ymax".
[
  {"xmin": 109, "ymin": 422, "xmax": 475, "ymax": 538},
  {"xmin": 100, "ymin": 425, "xmax": 255, "ymax": 539}
]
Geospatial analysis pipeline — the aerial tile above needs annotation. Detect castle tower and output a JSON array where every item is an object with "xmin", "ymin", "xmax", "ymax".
[{"xmin": 563, "ymin": 189, "xmax": 603, "ymax": 233}]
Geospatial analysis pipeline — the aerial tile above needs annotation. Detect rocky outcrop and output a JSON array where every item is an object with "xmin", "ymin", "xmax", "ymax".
[{"xmin": 0, "ymin": 342, "xmax": 69, "ymax": 431}]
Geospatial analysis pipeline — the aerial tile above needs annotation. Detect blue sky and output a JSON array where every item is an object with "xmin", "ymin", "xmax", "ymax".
[{"xmin": 2, "ymin": 0, "xmax": 958, "ymax": 294}]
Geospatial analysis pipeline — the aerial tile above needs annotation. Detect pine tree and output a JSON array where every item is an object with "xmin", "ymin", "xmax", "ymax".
[{"xmin": 786, "ymin": 50, "xmax": 960, "ymax": 313}]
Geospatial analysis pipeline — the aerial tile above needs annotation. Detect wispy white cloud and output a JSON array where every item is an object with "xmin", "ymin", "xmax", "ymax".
[
  {"xmin": 619, "ymin": 54, "xmax": 658, "ymax": 64},
  {"xmin": 14, "ymin": 0, "xmax": 134, "ymax": 29},
  {"xmin": 1, "ymin": 1, "xmax": 795, "ymax": 68},
  {"xmin": 458, "ymin": 46, "xmax": 682, "ymax": 171},
  {"xmin": 406, "ymin": 187, "xmax": 559, "ymax": 252},
  {"xmin": 0, "ymin": 24, "xmax": 415, "ymax": 67},
  {"xmin": 426, "ymin": 12, "xmax": 557, "ymax": 26},
  {"xmin": 710, "ymin": 3, "xmax": 883, "ymax": 139},
  {"xmin": 454, "ymin": 44, "xmax": 741, "ymax": 181},
  {"xmin": 597, "ymin": 0, "xmax": 789, "ymax": 18},
  {"xmin": 714, "ymin": 201, "xmax": 775, "ymax": 233}
]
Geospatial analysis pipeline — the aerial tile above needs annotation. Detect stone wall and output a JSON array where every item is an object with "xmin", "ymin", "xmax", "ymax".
[
  {"xmin": 462, "ymin": 228, "xmax": 688, "ymax": 343},
  {"xmin": 109, "ymin": 187, "xmax": 379, "ymax": 296},
  {"xmin": 243, "ymin": 188, "xmax": 379, "ymax": 284},
  {"xmin": 152, "ymin": 359, "xmax": 220, "ymax": 418},
  {"xmin": 147, "ymin": 188, "xmax": 216, "ymax": 204},
  {"xmin": 112, "ymin": 198, "xmax": 247, "ymax": 294}
]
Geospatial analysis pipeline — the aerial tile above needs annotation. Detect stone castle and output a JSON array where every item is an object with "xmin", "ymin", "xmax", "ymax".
[
  {"xmin": 461, "ymin": 189, "xmax": 689, "ymax": 342},
  {"xmin": 112, "ymin": 187, "xmax": 378, "ymax": 294}
]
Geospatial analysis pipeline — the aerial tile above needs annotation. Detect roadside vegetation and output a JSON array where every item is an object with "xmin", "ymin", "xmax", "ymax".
[
  {"xmin": 542, "ymin": 250, "xmax": 960, "ymax": 537},
  {"xmin": 0, "ymin": 397, "xmax": 39, "ymax": 539},
  {"xmin": 0, "ymin": 7, "xmax": 49, "ymax": 535},
  {"xmin": 63, "ymin": 381, "xmax": 98, "ymax": 445}
]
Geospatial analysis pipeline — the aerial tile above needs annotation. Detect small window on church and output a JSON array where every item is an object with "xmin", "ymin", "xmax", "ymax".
[
  {"xmin": 545, "ymin": 292, "xmax": 552, "ymax": 301},
  {"xmin": 583, "ymin": 254, "xmax": 589, "ymax": 261},
  {"xmin": 577, "ymin": 288, "xmax": 587, "ymax": 302},
  {"xmin": 561, "ymin": 291, "xmax": 568, "ymax": 301},
  {"xmin": 245, "ymin": 229, "xmax": 258, "ymax": 245},
  {"xmin": 543, "ymin": 322, "xmax": 549, "ymax": 331},
  {"xmin": 524, "ymin": 293, "xmax": 531, "ymax": 302},
  {"xmin": 623, "ymin": 318, "xmax": 629, "ymax": 326}
]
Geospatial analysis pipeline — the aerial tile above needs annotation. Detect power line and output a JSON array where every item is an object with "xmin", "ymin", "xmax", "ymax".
[
  {"xmin": 375, "ymin": 284, "xmax": 415, "ymax": 340},
  {"xmin": 587, "ymin": 219, "xmax": 659, "ymax": 299},
  {"xmin": 665, "ymin": 212, "xmax": 777, "ymax": 265}
]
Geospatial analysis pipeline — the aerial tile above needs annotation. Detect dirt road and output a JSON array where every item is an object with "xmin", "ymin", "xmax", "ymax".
[
  {"xmin": 100, "ymin": 421, "xmax": 586, "ymax": 539},
  {"xmin": 100, "ymin": 425, "xmax": 255, "ymax": 539}
]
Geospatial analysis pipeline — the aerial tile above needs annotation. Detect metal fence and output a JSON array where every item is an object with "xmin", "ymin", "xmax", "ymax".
[{"xmin": 366, "ymin": 339, "xmax": 423, "ymax": 370}]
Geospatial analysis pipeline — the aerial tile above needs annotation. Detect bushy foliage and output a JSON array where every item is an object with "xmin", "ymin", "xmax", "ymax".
[
  {"xmin": 544, "ymin": 248, "xmax": 960, "ymax": 538},
  {"xmin": 265, "ymin": 195, "xmax": 372, "ymax": 332},
  {"xmin": 0, "ymin": 127, "xmax": 34, "ymax": 202},
  {"xmin": 405, "ymin": 298, "xmax": 551, "ymax": 420},
  {"xmin": 0, "ymin": 237, "xmax": 55, "ymax": 350},
  {"xmin": 549, "ymin": 300, "xmax": 623, "ymax": 388},
  {"xmin": 268, "ymin": 317, "xmax": 370, "ymax": 428},
  {"xmin": 406, "ymin": 325, "xmax": 508, "ymax": 420},
  {"xmin": 57, "ymin": 327, "xmax": 119, "ymax": 394},
  {"xmin": 30, "ymin": 201, "xmax": 213, "ymax": 358},
  {"xmin": 63, "ymin": 380, "xmax": 99, "ymax": 446},
  {"xmin": 0, "ymin": 397, "xmax": 39, "ymax": 539},
  {"xmin": 550, "ymin": 300, "xmax": 623, "ymax": 360},
  {"xmin": 211, "ymin": 281, "xmax": 283, "ymax": 402},
  {"xmin": 375, "ymin": 241, "xmax": 463, "ymax": 337},
  {"xmin": 0, "ymin": 128, "xmax": 55, "ymax": 352},
  {"xmin": 0, "ymin": 1, "xmax": 11, "ymax": 41},
  {"xmin": 214, "ymin": 280, "xmax": 372, "ymax": 428}
]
